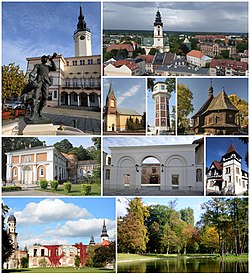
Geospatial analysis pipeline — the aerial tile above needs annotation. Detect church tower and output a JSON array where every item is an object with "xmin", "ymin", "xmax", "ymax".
[
  {"xmin": 100, "ymin": 219, "xmax": 109, "ymax": 242},
  {"xmin": 7, "ymin": 215, "xmax": 18, "ymax": 250},
  {"xmin": 152, "ymin": 81, "xmax": 171, "ymax": 135},
  {"xmin": 105, "ymin": 83, "xmax": 117, "ymax": 131},
  {"xmin": 74, "ymin": 5, "xmax": 92, "ymax": 57},
  {"xmin": 221, "ymin": 143, "xmax": 242, "ymax": 194},
  {"xmin": 153, "ymin": 10, "xmax": 164, "ymax": 50}
]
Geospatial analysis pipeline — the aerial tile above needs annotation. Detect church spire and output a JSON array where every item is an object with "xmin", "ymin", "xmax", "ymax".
[
  {"xmin": 100, "ymin": 219, "xmax": 109, "ymax": 241},
  {"xmin": 107, "ymin": 82, "xmax": 115, "ymax": 98},
  {"xmin": 154, "ymin": 9, "xmax": 163, "ymax": 26}
]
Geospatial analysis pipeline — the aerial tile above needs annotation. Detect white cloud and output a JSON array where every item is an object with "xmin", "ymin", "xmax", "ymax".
[
  {"xmin": 15, "ymin": 199, "xmax": 92, "ymax": 225},
  {"xmin": 117, "ymin": 84, "xmax": 142, "ymax": 106},
  {"xmin": 45, "ymin": 218, "xmax": 116, "ymax": 240}
]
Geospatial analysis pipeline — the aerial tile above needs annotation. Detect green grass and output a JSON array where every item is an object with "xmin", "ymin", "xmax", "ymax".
[
  {"xmin": 2, "ymin": 267, "xmax": 114, "ymax": 273},
  {"xmin": 118, "ymin": 253, "xmax": 248, "ymax": 263},
  {"xmin": 2, "ymin": 186, "xmax": 22, "ymax": 192},
  {"xmin": 35, "ymin": 183, "xmax": 101, "ymax": 196}
]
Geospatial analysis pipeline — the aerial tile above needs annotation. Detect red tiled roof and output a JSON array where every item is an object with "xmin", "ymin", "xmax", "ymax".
[
  {"xmin": 113, "ymin": 60, "xmax": 139, "ymax": 71},
  {"xmin": 107, "ymin": 44, "xmax": 134, "ymax": 52},
  {"xmin": 213, "ymin": 160, "xmax": 222, "ymax": 170},
  {"xmin": 210, "ymin": 59, "xmax": 248, "ymax": 70},
  {"xmin": 136, "ymin": 54, "xmax": 154, "ymax": 63},
  {"xmin": 226, "ymin": 143, "xmax": 237, "ymax": 154},
  {"xmin": 187, "ymin": 50, "xmax": 205, "ymax": 58}
]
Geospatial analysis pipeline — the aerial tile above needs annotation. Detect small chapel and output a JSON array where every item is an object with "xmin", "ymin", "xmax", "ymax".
[
  {"xmin": 104, "ymin": 83, "xmax": 144, "ymax": 132},
  {"xmin": 192, "ymin": 82, "xmax": 239, "ymax": 135}
]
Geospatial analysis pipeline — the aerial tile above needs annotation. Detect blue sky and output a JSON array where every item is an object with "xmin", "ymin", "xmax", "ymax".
[
  {"xmin": 117, "ymin": 197, "xmax": 212, "ymax": 225},
  {"xmin": 147, "ymin": 78, "xmax": 176, "ymax": 127},
  {"xmin": 2, "ymin": 2, "xmax": 101, "ymax": 71},
  {"xmin": 3, "ymin": 198, "xmax": 116, "ymax": 249},
  {"xmin": 177, "ymin": 78, "xmax": 248, "ymax": 118},
  {"xmin": 104, "ymin": 2, "xmax": 248, "ymax": 33},
  {"xmin": 206, "ymin": 137, "xmax": 248, "ymax": 171},
  {"xmin": 103, "ymin": 136, "xmax": 199, "ymax": 154},
  {"xmin": 103, "ymin": 78, "xmax": 146, "ymax": 115}
]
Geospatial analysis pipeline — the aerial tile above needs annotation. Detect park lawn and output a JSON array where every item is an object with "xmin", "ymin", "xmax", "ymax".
[
  {"xmin": 36, "ymin": 183, "xmax": 101, "ymax": 196},
  {"xmin": 118, "ymin": 253, "xmax": 174, "ymax": 262},
  {"xmin": 2, "ymin": 266, "xmax": 114, "ymax": 273},
  {"xmin": 220, "ymin": 254, "xmax": 249, "ymax": 261}
]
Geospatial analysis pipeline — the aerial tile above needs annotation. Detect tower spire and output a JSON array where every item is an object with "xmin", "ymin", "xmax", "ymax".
[
  {"xmin": 208, "ymin": 80, "xmax": 214, "ymax": 98},
  {"xmin": 100, "ymin": 219, "xmax": 109, "ymax": 241},
  {"xmin": 154, "ymin": 9, "xmax": 163, "ymax": 26},
  {"xmin": 76, "ymin": 4, "xmax": 87, "ymax": 32}
]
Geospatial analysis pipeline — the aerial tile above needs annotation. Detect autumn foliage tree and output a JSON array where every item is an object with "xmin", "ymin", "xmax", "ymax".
[
  {"xmin": 2, "ymin": 63, "xmax": 27, "ymax": 102},
  {"xmin": 118, "ymin": 198, "xmax": 149, "ymax": 253},
  {"xmin": 228, "ymin": 94, "xmax": 248, "ymax": 127}
]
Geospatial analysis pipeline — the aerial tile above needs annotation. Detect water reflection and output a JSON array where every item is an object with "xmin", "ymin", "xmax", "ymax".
[{"xmin": 118, "ymin": 257, "xmax": 248, "ymax": 273}]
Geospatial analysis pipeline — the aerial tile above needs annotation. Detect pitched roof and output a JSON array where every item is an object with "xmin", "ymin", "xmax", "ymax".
[
  {"xmin": 210, "ymin": 59, "xmax": 248, "ymax": 71},
  {"xmin": 117, "ymin": 108, "xmax": 141, "ymax": 116},
  {"xmin": 107, "ymin": 44, "xmax": 134, "ymax": 52},
  {"xmin": 187, "ymin": 50, "xmax": 205, "ymax": 58},
  {"xmin": 204, "ymin": 90, "xmax": 238, "ymax": 113},
  {"xmin": 136, "ymin": 54, "xmax": 154, "ymax": 64},
  {"xmin": 226, "ymin": 143, "xmax": 237, "ymax": 154},
  {"xmin": 213, "ymin": 160, "xmax": 222, "ymax": 170},
  {"xmin": 113, "ymin": 60, "xmax": 139, "ymax": 71}
]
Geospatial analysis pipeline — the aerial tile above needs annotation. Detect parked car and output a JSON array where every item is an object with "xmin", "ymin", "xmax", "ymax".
[{"xmin": 4, "ymin": 101, "xmax": 25, "ymax": 110}]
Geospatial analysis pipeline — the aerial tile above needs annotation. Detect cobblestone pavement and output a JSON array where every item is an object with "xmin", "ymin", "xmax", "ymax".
[
  {"xmin": 43, "ymin": 106, "xmax": 101, "ymax": 135},
  {"xmin": 103, "ymin": 187, "xmax": 204, "ymax": 196}
]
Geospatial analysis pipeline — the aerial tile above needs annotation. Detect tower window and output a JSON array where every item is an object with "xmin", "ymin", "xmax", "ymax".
[
  {"xmin": 40, "ymin": 168, "xmax": 44, "ymax": 176},
  {"xmin": 80, "ymin": 60, "xmax": 85, "ymax": 65},
  {"xmin": 88, "ymin": 59, "xmax": 93, "ymax": 65}
]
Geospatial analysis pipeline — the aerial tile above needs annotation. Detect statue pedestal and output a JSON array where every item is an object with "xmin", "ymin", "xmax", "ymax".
[
  {"xmin": 24, "ymin": 116, "xmax": 51, "ymax": 125},
  {"xmin": 22, "ymin": 124, "xmax": 58, "ymax": 135}
]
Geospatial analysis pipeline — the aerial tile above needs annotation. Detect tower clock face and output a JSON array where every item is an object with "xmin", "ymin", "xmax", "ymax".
[{"xmin": 80, "ymin": 35, "xmax": 85, "ymax": 40}]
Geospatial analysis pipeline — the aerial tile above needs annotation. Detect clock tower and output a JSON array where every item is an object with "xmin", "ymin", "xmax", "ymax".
[{"xmin": 74, "ymin": 5, "xmax": 92, "ymax": 57}]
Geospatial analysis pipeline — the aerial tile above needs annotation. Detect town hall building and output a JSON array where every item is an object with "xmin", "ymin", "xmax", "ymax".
[{"xmin": 26, "ymin": 5, "xmax": 101, "ymax": 109}]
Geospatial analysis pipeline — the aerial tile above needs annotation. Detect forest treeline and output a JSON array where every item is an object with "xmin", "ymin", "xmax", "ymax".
[{"xmin": 118, "ymin": 198, "xmax": 248, "ymax": 256}]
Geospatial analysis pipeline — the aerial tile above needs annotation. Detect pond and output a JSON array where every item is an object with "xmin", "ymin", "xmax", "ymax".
[{"xmin": 118, "ymin": 257, "xmax": 248, "ymax": 273}]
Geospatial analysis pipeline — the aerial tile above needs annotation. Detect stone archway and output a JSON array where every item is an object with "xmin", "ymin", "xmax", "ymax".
[
  {"xmin": 117, "ymin": 156, "xmax": 136, "ymax": 189},
  {"xmin": 61, "ymin": 92, "xmax": 69, "ymax": 105},
  {"xmin": 79, "ymin": 92, "xmax": 88, "ymax": 107},
  {"xmin": 141, "ymin": 156, "xmax": 161, "ymax": 186}
]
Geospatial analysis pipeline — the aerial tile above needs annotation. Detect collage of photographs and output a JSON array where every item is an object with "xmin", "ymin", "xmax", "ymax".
[{"xmin": 1, "ymin": 1, "xmax": 249, "ymax": 273}]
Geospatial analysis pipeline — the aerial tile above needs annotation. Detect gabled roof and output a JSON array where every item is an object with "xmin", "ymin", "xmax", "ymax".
[
  {"xmin": 192, "ymin": 96, "xmax": 213, "ymax": 118},
  {"xmin": 203, "ymin": 90, "xmax": 238, "ymax": 113},
  {"xmin": 187, "ymin": 50, "xmax": 205, "ymax": 58},
  {"xmin": 113, "ymin": 60, "xmax": 139, "ymax": 71},
  {"xmin": 107, "ymin": 44, "xmax": 134, "ymax": 52},
  {"xmin": 210, "ymin": 160, "xmax": 222, "ymax": 171},
  {"xmin": 136, "ymin": 54, "xmax": 154, "ymax": 64},
  {"xmin": 210, "ymin": 59, "xmax": 248, "ymax": 71}
]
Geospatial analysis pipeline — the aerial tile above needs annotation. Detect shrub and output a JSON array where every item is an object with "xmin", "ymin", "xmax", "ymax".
[
  {"xmin": 40, "ymin": 180, "xmax": 48, "ymax": 189},
  {"xmin": 50, "ymin": 180, "xmax": 59, "ymax": 191},
  {"xmin": 2, "ymin": 186, "xmax": 22, "ymax": 192},
  {"xmin": 81, "ymin": 184, "xmax": 91, "ymax": 195},
  {"xmin": 63, "ymin": 182, "xmax": 72, "ymax": 193},
  {"xmin": 20, "ymin": 257, "xmax": 29, "ymax": 268}
]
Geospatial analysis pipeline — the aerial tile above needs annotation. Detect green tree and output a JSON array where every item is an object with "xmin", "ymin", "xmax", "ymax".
[
  {"xmin": 177, "ymin": 83, "xmax": 194, "ymax": 131},
  {"xmin": 148, "ymin": 48, "xmax": 159, "ymax": 55},
  {"xmin": 180, "ymin": 207, "xmax": 195, "ymax": 226},
  {"xmin": 93, "ymin": 242, "xmax": 115, "ymax": 267},
  {"xmin": 74, "ymin": 255, "xmax": 81, "ymax": 268},
  {"xmin": 228, "ymin": 94, "xmax": 248, "ymax": 127},
  {"xmin": 236, "ymin": 41, "xmax": 248, "ymax": 52},
  {"xmin": 200, "ymin": 226, "xmax": 220, "ymax": 253},
  {"xmin": 54, "ymin": 139, "xmax": 73, "ymax": 153},
  {"xmin": 118, "ymin": 198, "xmax": 149, "ymax": 253},
  {"xmin": 2, "ymin": 204, "xmax": 15, "ymax": 267},
  {"xmin": 147, "ymin": 78, "xmax": 155, "ymax": 92},
  {"xmin": 2, "ymin": 63, "xmax": 27, "ymax": 101}
]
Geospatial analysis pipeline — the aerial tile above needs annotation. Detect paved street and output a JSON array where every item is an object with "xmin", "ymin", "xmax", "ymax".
[
  {"xmin": 43, "ymin": 106, "xmax": 101, "ymax": 135},
  {"xmin": 104, "ymin": 186, "xmax": 204, "ymax": 196}
]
